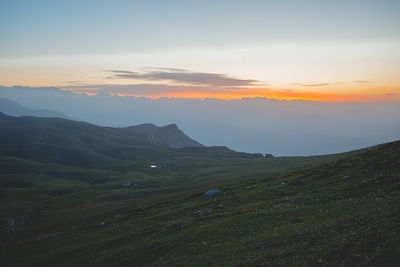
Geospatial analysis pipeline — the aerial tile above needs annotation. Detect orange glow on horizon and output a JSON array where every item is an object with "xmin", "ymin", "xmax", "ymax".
[{"xmin": 85, "ymin": 88, "xmax": 400, "ymax": 102}]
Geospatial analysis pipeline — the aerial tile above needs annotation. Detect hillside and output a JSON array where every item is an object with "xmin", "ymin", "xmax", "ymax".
[
  {"xmin": 1, "ymin": 137, "xmax": 399, "ymax": 265},
  {"xmin": 123, "ymin": 123, "xmax": 203, "ymax": 148},
  {"xmin": 0, "ymin": 113, "xmax": 230, "ymax": 169}
]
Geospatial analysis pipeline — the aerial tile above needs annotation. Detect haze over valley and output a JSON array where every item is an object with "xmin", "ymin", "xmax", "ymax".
[{"xmin": 1, "ymin": 86, "xmax": 399, "ymax": 156}]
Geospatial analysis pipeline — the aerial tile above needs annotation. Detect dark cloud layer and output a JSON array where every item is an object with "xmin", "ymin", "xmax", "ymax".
[{"xmin": 107, "ymin": 69, "xmax": 258, "ymax": 87}]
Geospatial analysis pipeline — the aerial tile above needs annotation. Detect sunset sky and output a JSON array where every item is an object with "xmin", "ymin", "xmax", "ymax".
[{"xmin": 1, "ymin": 0, "xmax": 399, "ymax": 102}]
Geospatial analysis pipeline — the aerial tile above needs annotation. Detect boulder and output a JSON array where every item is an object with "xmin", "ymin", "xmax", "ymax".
[
  {"xmin": 193, "ymin": 210, "xmax": 204, "ymax": 216},
  {"xmin": 204, "ymin": 189, "xmax": 222, "ymax": 198}
]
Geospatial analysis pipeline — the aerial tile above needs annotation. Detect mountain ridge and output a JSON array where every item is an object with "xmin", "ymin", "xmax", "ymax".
[
  {"xmin": 0, "ymin": 112, "xmax": 266, "ymax": 169},
  {"xmin": 123, "ymin": 123, "xmax": 203, "ymax": 148},
  {"xmin": 0, "ymin": 97, "xmax": 72, "ymax": 119},
  {"xmin": 0, "ymin": 97, "xmax": 203, "ymax": 150}
]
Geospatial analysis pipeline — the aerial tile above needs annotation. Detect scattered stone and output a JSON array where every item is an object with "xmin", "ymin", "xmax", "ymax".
[
  {"xmin": 6, "ymin": 218, "xmax": 16, "ymax": 237},
  {"xmin": 343, "ymin": 175, "xmax": 350, "ymax": 179},
  {"xmin": 121, "ymin": 182, "xmax": 141, "ymax": 189},
  {"xmin": 113, "ymin": 214, "xmax": 123, "ymax": 218},
  {"xmin": 204, "ymin": 189, "xmax": 222, "ymax": 198},
  {"xmin": 218, "ymin": 204, "xmax": 224, "ymax": 209},
  {"xmin": 336, "ymin": 195, "xmax": 345, "ymax": 200},
  {"xmin": 193, "ymin": 209, "xmax": 212, "ymax": 216},
  {"xmin": 193, "ymin": 210, "xmax": 204, "ymax": 216},
  {"xmin": 280, "ymin": 182, "xmax": 286, "ymax": 185},
  {"xmin": 99, "ymin": 222, "xmax": 105, "ymax": 226},
  {"xmin": 192, "ymin": 179, "xmax": 199, "ymax": 183}
]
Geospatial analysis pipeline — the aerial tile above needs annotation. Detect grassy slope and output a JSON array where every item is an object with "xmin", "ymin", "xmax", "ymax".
[
  {"xmin": 0, "ymin": 151, "xmax": 352, "ymax": 234},
  {"xmin": 1, "ymin": 140, "xmax": 399, "ymax": 266},
  {"xmin": 1, "ymin": 112, "xmax": 369, "ymax": 245}
]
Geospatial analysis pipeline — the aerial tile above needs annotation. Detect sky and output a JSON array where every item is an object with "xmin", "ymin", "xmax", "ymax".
[
  {"xmin": 1, "ymin": 0, "xmax": 399, "ymax": 102},
  {"xmin": 0, "ymin": 1, "xmax": 399, "ymax": 155}
]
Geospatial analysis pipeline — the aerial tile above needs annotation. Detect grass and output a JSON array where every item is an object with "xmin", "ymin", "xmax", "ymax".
[
  {"xmin": 1, "ymin": 140, "xmax": 399, "ymax": 266},
  {"xmin": 0, "ymin": 113, "xmax": 398, "ymax": 265}
]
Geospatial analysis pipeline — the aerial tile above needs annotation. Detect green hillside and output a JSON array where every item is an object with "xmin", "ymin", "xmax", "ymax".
[
  {"xmin": 1, "ymin": 113, "xmax": 398, "ymax": 266},
  {"xmin": 1, "ymin": 137, "xmax": 399, "ymax": 265},
  {"xmin": 0, "ymin": 112, "xmax": 265, "ymax": 169}
]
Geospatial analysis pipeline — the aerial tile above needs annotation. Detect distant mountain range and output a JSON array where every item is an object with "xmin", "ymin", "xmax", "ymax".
[
  {"xmin": 0, "ymin": 97, "xmax": 203, "ymax": 150},
  {"xmin": 0, "ymin": 97, "xmax": 72, "ymax": 119},
  {"xmin": 0, "ymin": 112, "xmax": 267, "ymax": 168}
]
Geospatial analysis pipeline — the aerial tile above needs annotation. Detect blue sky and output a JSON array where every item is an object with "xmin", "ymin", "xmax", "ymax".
[
  {"xmin": 1, "ymin": 0, "xmax": 399, "ymax": 57},
  {"xmin": 0, "ymin": 0, "xmax": 399, "ymax": 101}
]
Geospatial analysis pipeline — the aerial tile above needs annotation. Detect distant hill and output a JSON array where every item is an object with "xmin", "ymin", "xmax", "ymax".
[
  {"xmin": 123, "ymin": 123, "xmax": 203, "ymax": 148},
  {"xmin": 0, "ymin": 98, "xmax": 202, "ymax": 149},
  {"xmin": 0, "ymin": 97, "xmax": 72, "ymax": 119},
  {"xmin": 0, "ymin": 113, "xmax": 261, "ymax": 168}
]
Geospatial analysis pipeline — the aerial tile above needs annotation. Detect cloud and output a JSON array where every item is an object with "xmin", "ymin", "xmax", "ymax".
[
  {"xmin": 385, "ymin": 92, "xmax": 397, "ymax": 96},
  {"xmin": 295, "ymin": 80, "xmax": 373, "ymax": 87},
  {"xmin": 141, "ymin": 67, "xmax": 187, "ymax": 72},
  {"xmin": 293, "ymin": 83, "xmax": 332, "ymax": 87},
  {"xmin": 108, "ymin": 70, "xmax": 137, "ymax": 75},
  {"xmin": 106, "ymin": 68, "xmax": 259, "ymax": 87},
  {"xmin": 353, "ymin": 80, "xmax": 372, "ymax": 84}
]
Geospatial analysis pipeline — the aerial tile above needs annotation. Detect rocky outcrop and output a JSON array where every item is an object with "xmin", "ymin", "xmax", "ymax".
[{"xmin": 124, "ymin": 123, "xmax": 203, "ymax": 149}]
